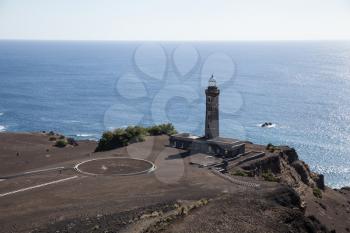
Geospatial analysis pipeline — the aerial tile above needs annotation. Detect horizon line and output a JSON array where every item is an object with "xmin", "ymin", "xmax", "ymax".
[{"xmin": 1, "ymin": 38, "xmax": 350, "ymax": 43}]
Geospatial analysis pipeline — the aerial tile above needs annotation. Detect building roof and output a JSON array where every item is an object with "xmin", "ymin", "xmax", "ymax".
[
  {"xmin": 171, "ymin": 134, "xmax": 244, "ymax": 149},
  {"xmin": 207, "ymin": 137, "xmax": 240, "ymax": 145},
  {"xmin": 171, "ymin": 133, "xmax": 200, "ymax": 140},
  {"xmin": 172, "ymin": 134, "xmax": 241, "ymax": 144}
]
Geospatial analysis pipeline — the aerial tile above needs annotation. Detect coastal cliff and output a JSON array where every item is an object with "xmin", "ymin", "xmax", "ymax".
[
  {"xmin": 0, "ymin": 132, "xmax": 349, "ymax": 233},
  {"xmin": 227, "ymin": 143, "xmax": 350, "ymax": 232}
]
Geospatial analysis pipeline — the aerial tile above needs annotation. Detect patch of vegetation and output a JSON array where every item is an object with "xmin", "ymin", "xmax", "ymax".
[
  {"xmin": 55, "ymin": 139, "xmax": 68, "ymax": 148},
  {"xmin": 262, "ymin": 170, "xmax": 280, "ymax": 182},
  {"xmin": 231, "ymin": 170, "xmax": 248, "ymax": 177},
  {"xmin": 142, "ymin": 199, "xmax": 209, "ymax": 233},
  {"xmin": 266, "ymin": 143, "xmax": 280, "ymax": 153},
  {"xmin": 147, "ymin": 123, "xmax": 177, "ymax": 136},
  {"xmin": 95, "ymin": 123, "xmax": 177, "ymax": 152},
  {"xmin": 175, "ymin": 199, "xmax": 209, "ymax": 216},
  {"xmin": 313, "ymin": 187, "xmax": 322, "ymax": 198}
]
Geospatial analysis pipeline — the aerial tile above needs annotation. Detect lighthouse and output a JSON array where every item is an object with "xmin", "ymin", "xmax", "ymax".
[
  {"xmin": 205, "ymin": 75, "xmax": 220, "ymax": 139},
  {"xmin": 169, "ymin": 74, "xmax": 245, "ymax": 157}
]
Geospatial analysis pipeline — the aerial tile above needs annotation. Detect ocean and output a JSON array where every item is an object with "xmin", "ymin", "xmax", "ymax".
[{"xmin": 0, "ymin": 40, "xmax": 350, "ymax": 188}]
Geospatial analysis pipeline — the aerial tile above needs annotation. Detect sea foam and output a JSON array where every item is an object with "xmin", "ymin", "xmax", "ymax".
[
  {"xmin": 257, "ymin": 123, "xmax": 276, "ymax": 128},
  {"xmin": 76, "ymin": 134, "xmax": 94, "ymax": 137},
  {"xmin": 0, "ymin": 125, "xmax": 6, "ymax": 132}
]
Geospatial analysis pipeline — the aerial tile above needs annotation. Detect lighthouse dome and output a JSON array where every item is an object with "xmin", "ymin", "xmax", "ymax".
[{"xmin": 208, "ymin": 75, "xmax": 217, "ymax": 87}]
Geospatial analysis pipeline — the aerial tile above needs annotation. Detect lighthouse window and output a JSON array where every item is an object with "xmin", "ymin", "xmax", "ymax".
[{"xmin": 208, "ymin": 97, "xmax": 211, "ymax": 102}]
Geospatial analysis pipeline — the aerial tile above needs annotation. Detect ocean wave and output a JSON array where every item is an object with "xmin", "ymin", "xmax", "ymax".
[
  {"xmin": 67, "ymin": 133, "xmax": 99, "ymax": 141},
  {"xmin": 75, "ymin": 133, "xmax": 94, "ymax": 137},
  {"xmin": 61, "ymin": 120, "xmax": 81, "ymax": 124},
  {"xmin": 0, "ymin": 125, "xmax": 6, "ymax": 132}
]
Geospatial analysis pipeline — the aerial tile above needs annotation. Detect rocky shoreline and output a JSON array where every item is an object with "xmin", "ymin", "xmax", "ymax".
[{"xmin": 226, "ymin": 142, "xmax": 350, "ymax": 232}]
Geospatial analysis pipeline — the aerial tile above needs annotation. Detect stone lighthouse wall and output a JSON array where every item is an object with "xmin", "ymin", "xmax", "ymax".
[{"xmin": 205, "ymin": 86, "xmax": 220, "ymax": 139}]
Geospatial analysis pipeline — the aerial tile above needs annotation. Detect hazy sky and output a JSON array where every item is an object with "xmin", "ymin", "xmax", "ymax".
[{"xmin": 0, "ymin": 0, "xmax": 349, "ymax": 40}]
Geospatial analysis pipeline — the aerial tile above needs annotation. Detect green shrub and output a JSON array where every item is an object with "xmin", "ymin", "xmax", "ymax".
[
  {"xmin": 262, "ymin": 170, "xmax": 280, "ymax": 182},
  {"xmin": 125, "ymin": 126, "xmax": 147, "ymax": 142},
  {"xmin": 55, "ymin": 139, "xmax": 68, "ymax": 148},
  {"xmin": 95, "ymin": 123, "xmax": 177, "ymax": 152},
  {"xmin": 148, "ymin": 125, "xmax": 162, "ymax": 135},
  {"xmin": 231, "ymin": 170, "xmax": 248, "ymax": 177},
  {"xmin": 266, "ymin": 143, "xmax": 280, "ymax": 153},
  {"xmin": 313, "ymin": 187, "xmax": 322, "ymax": 198},
  {"xmin": 148, "ymin": 123, "xmax": 177, "ymax": 136}
]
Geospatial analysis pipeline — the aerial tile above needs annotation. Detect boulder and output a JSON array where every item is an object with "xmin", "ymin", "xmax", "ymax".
[
  {"xmin": 314, "ymin": 174, "xmax": 325, "ymax": 190},
  {"xmin": 291, "ymin": 160, "xmax": 311, "ymax": 185}
]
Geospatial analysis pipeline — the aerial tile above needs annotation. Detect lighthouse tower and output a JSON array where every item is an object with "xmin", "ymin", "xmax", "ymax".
[{"xmin": 205, "ymin": 75, "xmax": 220, "ymax": 139}]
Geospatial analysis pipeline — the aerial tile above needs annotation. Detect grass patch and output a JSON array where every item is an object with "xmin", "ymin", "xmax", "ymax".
[
  {"xmin": 313, "ymin": 187, "xmax": 322, "ymax": 198},
  {"xmin": 142, "ymin": 199, "xmax": 209, "ymax": 232},
  {"xmin": 55, "ymin": 139, "xmax": 68, "ymax": 148},
  {"xmin": 231, "ymin": 170, "xmax": 248, "ymax": 177},
  {"xmin": 262, "ymin": 170, "xmax": 280, "ymax": 182},
  {"xmin": 266, "ymin": 143, "xmax": 281, "ymax": 153},
  {"xmin": 95, "ymin": 123, "xmax": 177, "ymax": 152}
]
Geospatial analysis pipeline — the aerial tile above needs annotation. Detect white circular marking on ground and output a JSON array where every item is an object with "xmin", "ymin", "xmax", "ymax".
[{"xmin": 74, "ymin": 157, "xmax": 156, "ymax": 176}]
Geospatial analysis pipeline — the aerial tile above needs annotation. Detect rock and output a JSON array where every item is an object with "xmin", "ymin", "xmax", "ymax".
[
  {"xmin": 279, "ymin": 147, "xmax": 299, "ymax": 164},
  {"xmin": 241, "ymin": 154, "xmax": 282, "ymax": 175},
  {"xmin": 291, "ymin": 160, "xmax": 311, "ymax": 185},
  {"xmin": 67, "ymin": 137, "xmax": 78, "ymax": 146},
  {"xmin": 271, "ymin": 185, "xmax": 302, "ymax": 209},
  {"xmin": 48, "ymin": 131, "xmax": 55, "ymax": 136},
  {"xmin": 314, "ymin": 174, "xmax": 325, "ymax": 190}
]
